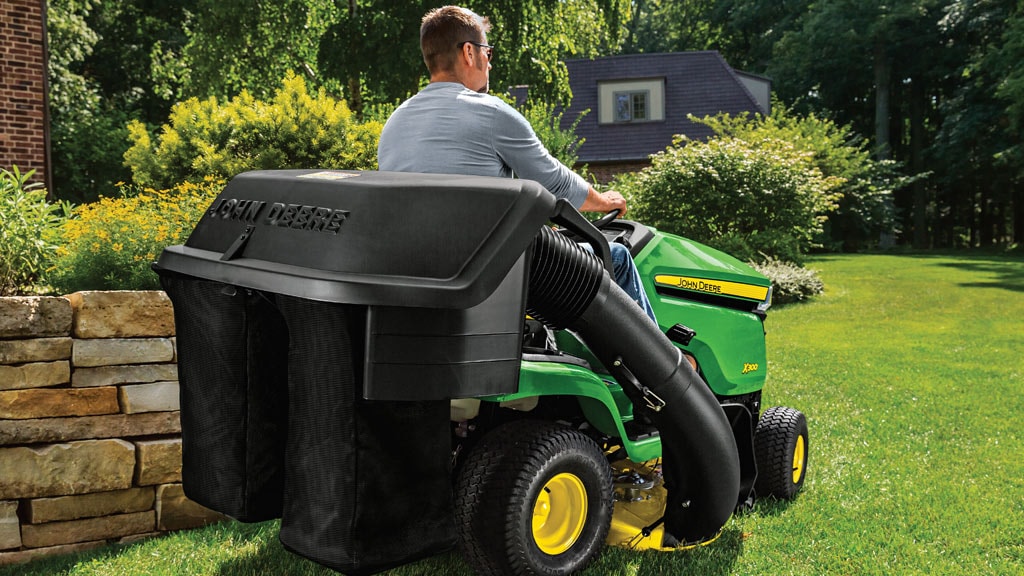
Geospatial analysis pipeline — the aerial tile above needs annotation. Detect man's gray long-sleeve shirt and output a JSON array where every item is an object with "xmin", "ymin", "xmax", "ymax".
[{"xmin": 377, "ymin": 82, "xmax": 590, "ymax": 208}]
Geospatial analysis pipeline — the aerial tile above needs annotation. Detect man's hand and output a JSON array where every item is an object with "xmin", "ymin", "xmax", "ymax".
[{"xmin": 580, "ymin": 187, "xmax": 628, "ymax": 217}]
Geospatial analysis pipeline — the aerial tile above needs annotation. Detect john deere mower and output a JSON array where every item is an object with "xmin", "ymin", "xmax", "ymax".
[{"xmin": 155, "ymin": 169, "xmax": 809, "ymax": 576}]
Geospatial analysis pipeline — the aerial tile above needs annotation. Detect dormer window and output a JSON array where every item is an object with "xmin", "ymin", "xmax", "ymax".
[
  {"xmin": 599, "ymin": 78, "xmax": 664, "ymax": 124},
  {"xmin": 614, "ymin": 91, "xmax": 649, "ymax": 122}
]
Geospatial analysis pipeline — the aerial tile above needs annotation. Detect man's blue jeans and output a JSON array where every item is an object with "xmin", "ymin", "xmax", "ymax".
[{"xmin": 584, "ymin": 242, "xmax": 658, "ymax": 325}]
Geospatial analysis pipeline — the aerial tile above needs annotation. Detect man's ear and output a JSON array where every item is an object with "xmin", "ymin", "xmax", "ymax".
[{"xmin": 459, "ymin": 42, "xmax": 474, "ymax": 67}]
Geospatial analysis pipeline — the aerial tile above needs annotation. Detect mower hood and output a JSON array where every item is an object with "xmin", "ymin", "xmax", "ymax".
[{"xmin": 647, "ymin": 233, "xmax": 772, "ymax": 306}]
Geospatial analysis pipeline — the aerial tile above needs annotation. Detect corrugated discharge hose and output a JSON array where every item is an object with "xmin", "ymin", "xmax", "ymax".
[{"xmin": 525, "ymin": 225, "xmax": 740, "ymax": 545}]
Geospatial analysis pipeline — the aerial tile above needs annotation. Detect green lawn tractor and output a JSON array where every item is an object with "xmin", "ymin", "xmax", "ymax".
[{"xmin": 155, "ymin": 170, "xmax": 809, "ymax": 576}]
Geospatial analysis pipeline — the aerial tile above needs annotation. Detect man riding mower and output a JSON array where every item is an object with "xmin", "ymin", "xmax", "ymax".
[{"xmin": 156, "ymin": 170, "xmax": 809, "ymax": 576}]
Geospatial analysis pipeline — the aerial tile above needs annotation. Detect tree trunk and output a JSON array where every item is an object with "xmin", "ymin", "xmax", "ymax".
[
  {"xmin": 1015, "ymin": 186, "xmax": 1023, "ymax": 245},
  {"xmin": 980, "ymin": 188, "xmax": 994, "ymax": 247},
  {"xmin": 910, "ymin": 76, "xmax": 927, "ymax": 248},
  {"xmin": 873, "ymin": 40, "xmax": 891, "ymax": 161},
  {"xmin": 346, "ymin": 0, "xmax": 362, "ymax": 116}
]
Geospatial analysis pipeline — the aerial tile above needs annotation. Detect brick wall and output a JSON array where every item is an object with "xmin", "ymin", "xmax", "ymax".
[
  {"xmin": 0, "ymin": 0, "xmax": 49, "ymax": 185},
  {"xmin": 582, "ymin": 160, "xmax": 651, "ymax": 186},
  {"xmin": 0, "ymin": 292, "xmax": 223, "ymax": 567}
]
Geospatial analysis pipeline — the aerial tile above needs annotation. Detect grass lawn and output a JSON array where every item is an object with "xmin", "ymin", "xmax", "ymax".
[{"xmin": 4, "ymin": 252, "xmax": 1022, "ymax": 576}]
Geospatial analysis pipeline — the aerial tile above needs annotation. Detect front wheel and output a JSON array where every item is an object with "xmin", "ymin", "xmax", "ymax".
[
  {"xmin": 455, "ymin": 420, "xmax": 613, "ymax": 576},
  {"xmin": 754, "ymin": 406, "xmax": 809, "ymax": 500}
]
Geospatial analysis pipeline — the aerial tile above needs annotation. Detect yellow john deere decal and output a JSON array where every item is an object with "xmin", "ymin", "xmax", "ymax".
[{"xmin": 654, "ymin": 275, "xmax": 770, "ymax": 301}]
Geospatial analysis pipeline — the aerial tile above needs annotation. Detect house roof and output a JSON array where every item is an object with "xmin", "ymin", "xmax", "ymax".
[{"xmin": 561, "ymin": 51, "xmax": 769, "ymax": 163}]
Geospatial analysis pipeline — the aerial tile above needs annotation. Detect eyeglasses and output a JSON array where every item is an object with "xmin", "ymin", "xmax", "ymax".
[{"xmin": 458, "ymin": 41, "xmax": 494, "ymax": 61}]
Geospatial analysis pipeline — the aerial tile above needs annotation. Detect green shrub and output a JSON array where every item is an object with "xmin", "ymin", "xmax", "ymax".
[
  {"xmin": 0, "ymin": 167, "xmax": 71, "ymax": 295},
  {"xmin": 45, "ymin": 179, "xmax": 221, "ymax": 293},
  {"xmin": 518, "ymin": 99, "xmax": 588, "ymax": 171},
  {"xmin": 696, "ymin": 106, "xmax": 909, "ymax": 251},
  {"xmin": 711, "ymin": 230, "xmax": 805, "ymax": 267},
  {"xmin": 124, "ymin": 72, "xmax": 381, "ymax": 188},
  {"xmin": 619, "ymin": 135, "xmax": 842, "ymax": 262},
  {"xmin": 751, "ymin": 257, "xmax": 825, "ymax": 305}
]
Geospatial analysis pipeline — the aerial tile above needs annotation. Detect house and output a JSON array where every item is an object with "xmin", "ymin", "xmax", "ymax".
[
  {"xmin": 0, "ymin": 0, "xmax": 50, "ymax": 189},
  {"xmin": 560, "ymin": 52, "xmax": 770, "ymax": 183}
]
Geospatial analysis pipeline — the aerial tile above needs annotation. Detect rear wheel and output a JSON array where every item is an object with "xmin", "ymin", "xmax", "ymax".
[
  {"xmin": 754, "ymin": 406, "xmax": 809, "ymax": 500},
  {"xmin": 455, "ymin": 419, "xmax": 613, "ymax": 575}
]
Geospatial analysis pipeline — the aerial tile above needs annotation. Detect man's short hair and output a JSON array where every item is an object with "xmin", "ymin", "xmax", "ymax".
[{"xmin": 420, "ymin": 6, "xmax": 491, "ymax": 75}]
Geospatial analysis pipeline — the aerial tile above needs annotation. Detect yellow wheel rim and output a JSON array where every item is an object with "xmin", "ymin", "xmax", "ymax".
[
  {"xmin": 532, "ymin": 473, "xmax": 588, "ymax": 555},
  {"xmin": 792, "ymin": 435, "xmax": 806, "ymax": 484}
]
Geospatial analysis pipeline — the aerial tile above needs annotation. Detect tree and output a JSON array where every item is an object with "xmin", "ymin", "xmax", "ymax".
[
  {"xmin": 928, "ymin": 0, "xmax": 1022, "ymax": 247},
  {"xmin": 180, "ymin": 0, "xmax": 340, "ymax": 100},
  {"xmin": 47, "ymin": 0, "xmax": 114, "ymax": 203},
  {"xmin": 318, "ymin": 0, "xmax": 629, "ymax": 109},
  {"xmin": 993, "ymin": 4, "xmax": 1024, "ymax": 244},
  {"xmin": 620, "ymin": 0, "xmax": 722, "ymax": 55},
  {"xmin": 769, "ymin": 0, "xmax": 949, "ymax": 247},
  {"xmin": 47, "ymin": 0, "xmax": 199, "ymax": 202},
  {"xmin": 706, "ymin": 0, "xmax": 809, "ymax": 71}
]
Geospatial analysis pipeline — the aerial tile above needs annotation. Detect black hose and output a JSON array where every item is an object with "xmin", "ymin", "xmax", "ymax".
[
  {"xmin": 525, "ymin": 226, "xmax": 740, "ymax": 544},
  {"xmin": 525, "ymin": 226, "xmax": 604, "ymax": 329}
]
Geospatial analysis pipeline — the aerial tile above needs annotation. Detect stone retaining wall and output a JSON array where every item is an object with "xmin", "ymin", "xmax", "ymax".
[{"xmin": 0, "ymin": 292, "xmax": 224, "ymax": 566}]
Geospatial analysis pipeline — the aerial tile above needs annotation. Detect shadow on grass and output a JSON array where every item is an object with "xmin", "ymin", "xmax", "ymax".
[
  {"xmin": 593, "ymin": 527, "xmax": 745, "ymax": 576},
  {"xmin": 812, "ymin": 250, "xmax": 1024, "ymax": 293},
  {"xmin": 896, "ymin": 251, "xmax": 1024, "ymax": 293},
  {"xmin": 213, "ymin": 523, "xmax": 747, "ymax": 576},
  {"xmin": 214, "ymin": 526, "xmax": 467, "ymax": 576},
  {"xmin": 1, "ymin": 519, "xmax": 745, "ymax": 576},
  {"xmin": 937, "ymin": 260, "xmax": 1024, "ymax": 293},
  {"xmin": 0, "ymin": 540, "xmax": 141, "ymax": 576},
  {"xmin": 747, "ymin": 494, "xmax": 801, "ymax": 518}
]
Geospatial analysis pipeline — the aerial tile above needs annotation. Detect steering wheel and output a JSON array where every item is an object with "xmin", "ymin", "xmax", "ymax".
[{"xmin": 592, "ymin": 209, "xmax": 621, "ymax": 230}]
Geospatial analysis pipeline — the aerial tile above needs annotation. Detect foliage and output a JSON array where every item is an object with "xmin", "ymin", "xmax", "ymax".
[
  {"xmin": 928, "ymin": 0, "xmax": 1023, "ymax": 248},
  {"xmin": 0, "ymin": 167, "xmax": 72, "ymax": 296},
  {"xmin": 84, "ymin": 0, "xmax": 196, "ymax": 123},
  {"xmin": 472, "ymin": 0, "xmax": 627, "ymax": 105},
  {"xmin": 47, "ymin": 0, "xmax": 124, "ymax": 203},
  {"xmin": 621, "ymin": 0, "xmax": 727, "ymax": 55},
  {"xmin": 46, "ymin": 0, "xmax": 201, "ymax": 203},
  {"xmin": 123, "ymin": 73, "xmax": 381, "ymax": 189},
  {"xmin": 695, "ymin": 106, "xmax": 913, "ymax": 251},
  {"xmin": 179, "ymin": 0, "xmax": 340, "ymax": 101},
  {"xmin": 618, "ymin": 132, "xmax": 842, "ymax": 263},
  {"xmin": 46, "ymin": 0, "xmax": 101, "ymax": 122},
  {"xmin": 319, "ymin": 0, "xmax": 629, "ymax": 109},
  {"xmin": 749, "ymin": 256, "xmax": 823, "ymax": 304},
  {"xmin": 518, "ymin": 100, "xmax": 588, "ymax": 171},
  {"xmin": 39, "ymin": 0, "xmax": 1024, "ymax": 246},
  {"xmin": 44, "ymin": 179, "xmax": 222, "ymax": 293}
]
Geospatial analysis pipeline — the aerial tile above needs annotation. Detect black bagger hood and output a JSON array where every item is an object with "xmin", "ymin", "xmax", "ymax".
[{"xmin": 157, "ymin": 169, "xmax": 556, "ymax": 308}]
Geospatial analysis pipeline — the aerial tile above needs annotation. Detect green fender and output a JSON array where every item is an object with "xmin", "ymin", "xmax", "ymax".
[{"xmin": 481, "ymin": 359, "xmax": 663, "ymax": 462}]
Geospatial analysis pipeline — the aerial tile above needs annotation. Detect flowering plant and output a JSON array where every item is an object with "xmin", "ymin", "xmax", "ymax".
[{"xmin": 45, "ymin": 178, "xmax": 222, "ymax": 293}]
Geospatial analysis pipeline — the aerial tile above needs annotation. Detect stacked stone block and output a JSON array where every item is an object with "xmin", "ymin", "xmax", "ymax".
[{"xmin": 0, "ymin": 292, "xmax": 224, "ymax": 566}]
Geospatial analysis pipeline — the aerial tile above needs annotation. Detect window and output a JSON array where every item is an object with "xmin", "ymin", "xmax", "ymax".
[
  {"xmin": 614, "ymin": 91, "xmax": 649, "ymax": 122},
  {"xmin": 598, "ymin": 79, "xmax": 664, "ymax": 124}
]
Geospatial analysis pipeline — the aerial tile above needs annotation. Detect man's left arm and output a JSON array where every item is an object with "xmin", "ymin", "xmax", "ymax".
[{"xmin": 491, "ymin": 102, "xmax": 591, "ymax": 208}]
